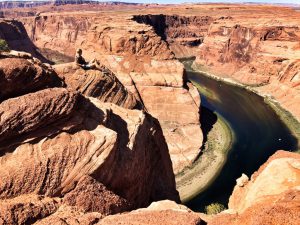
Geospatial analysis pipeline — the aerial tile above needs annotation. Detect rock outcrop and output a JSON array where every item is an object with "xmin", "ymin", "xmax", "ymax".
[
  {"xmin": 0, "ymin": 87, "xmax": 179, "ymax": 207},
  {"xmin": 0, "ymin": 52, "xmax": 180, "ymax": 223},
  {"xmin": 228, "ymin": 150, "xmax": 300, "ymax": 213},
  {"xmin": 0, "ymin": 195, "xmax": 60, "ymax": 225},
  {"xmin": 206, "ymin": 150, "xmax": 300, "ymax": 225},
  {"xmin": 63, "ymin": 175, "xmax": 131, "ymax": 215},
  {"xmin": 54, "ymin": 63, "xmax": 139, "ymax": 109},
  {"xmin": 18, "ymin": 13, "xmax": 203, "ymax": 174},
  {"xmin": 0, "ymin": 20, "xmax": 51, "ymax": 62},
  {"xmin": 0, "ymin": 55, "xmax": 63, "ymax": 101}
]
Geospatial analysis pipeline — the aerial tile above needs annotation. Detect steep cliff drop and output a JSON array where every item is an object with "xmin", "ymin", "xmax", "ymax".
[
  {"xmin": 0, "ymin": 19, "xmax": 52, "ymax": 63},
  {"xmin": 0, "ymin": 53, "xmax": 180, "ymax": 224},
  {"xmin": 17, "ymin": 13, "xmax": 203, "ymax": 174},
  {"xmin": 133, "ymin": 7, "xmax": 300, "ymax": 124},
  {"xmin": 0, "ymin": 3, "xmax": 299, "ymax": 224}
]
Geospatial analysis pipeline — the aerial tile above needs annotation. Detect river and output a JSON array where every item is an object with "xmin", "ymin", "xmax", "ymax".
[{"xmin": 182, "ymin": 60, "xmax": 299, "ymax": 212}]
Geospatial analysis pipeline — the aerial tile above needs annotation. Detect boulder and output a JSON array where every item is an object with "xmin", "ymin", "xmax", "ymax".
[{"xmin": 0, "ymin": 55, "xmax": 63, "ymax": 101}]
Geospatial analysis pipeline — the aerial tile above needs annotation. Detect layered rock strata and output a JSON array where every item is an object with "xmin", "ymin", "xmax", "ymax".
[
  {"xmin": 54, "ymin": 63, "xmax": 139, "ymax": 109},
  {"xmin": 0, "ymin": 55, "xmax": 63, "ymax": 101},
  {"xmin": 207, "ymin": 150, "xmax": 300, "ymax": 225},
  {"xmin": 132, "ymin": 6, "xmax": 300, "ymax": 121},
  {"xmin": 0, "ymin": 20, "xmax": 51, "ymax": 62},
  {"xmin": 0, "ymin": 56, "xmax": 179, "ymax": 223},
  {"xmin": 133, "ymin": 14, "xmax": 214, "ymax": 58},
  {"xmin": 0, "ymin": 87, "xmax": 178, "ymax": 207},
  {"xmin": 18, "ymin": 14, "xmax": 203, "ymax": 173},
  {"xmin": 191, "ymin": 6, "xmax": 300, "ymax": 121}
]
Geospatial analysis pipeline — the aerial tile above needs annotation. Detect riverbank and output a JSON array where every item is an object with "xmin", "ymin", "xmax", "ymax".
[
  {"xmin": 176, "ymin": 59, "xmax": 300, "ymax": 208},
  {"xmin": 176, "ymin": 107, "xmax": 234, "ymax": 203},
  {"xmin": 192, "ymin": 63, "xmax": 300, "ymax": 151}
]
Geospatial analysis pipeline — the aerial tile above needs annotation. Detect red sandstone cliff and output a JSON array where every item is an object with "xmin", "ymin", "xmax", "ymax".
[
  {"xmin": 206, "ymin": 150, "xmax": 300, "ymax": 225},
  {"xmin": 17, "ymin": 13, "xmax": 203, "ymax": 174},
  {"xmin": 0, "ymin": 53, "xmax": 179, "ymax": 223},
  {"xmin": 132, "ymin": 6, "xmax": 300, "ymax": 121},
  {"xmin": 191, "ymin": 6, "xmax": 300, "ymax": 121}
]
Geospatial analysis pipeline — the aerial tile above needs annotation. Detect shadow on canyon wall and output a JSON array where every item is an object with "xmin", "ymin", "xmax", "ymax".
[{"xmin": 0, "ymin": 19, "xmax": 53, "ymax": 64}]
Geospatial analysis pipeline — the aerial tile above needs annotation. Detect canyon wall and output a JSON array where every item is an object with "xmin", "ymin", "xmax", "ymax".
[
  {"xmin": 132, "ymin": 6, "xmax": 300, "ymax": 121},
  {"xmin": 18, "ymin": 13, "xmax": 203, "ymax": 174},
  {"xmin": 133, "ymin": 14, "xmax": 214, "ymax": 58},
  {"xmin": 0, "ymin": 19, "xmax": 51, "ymax": 62},
  {"xmin": 191, "ymin": 6, "xmax": 300, "ymax": 121},
  {"xmin": 0, "ymin": 53, "xmax": 179, "ymax": 224}
]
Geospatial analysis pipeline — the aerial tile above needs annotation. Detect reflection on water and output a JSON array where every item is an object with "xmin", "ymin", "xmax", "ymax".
[{"xmin": 185, "ymin": 66, "xmax": 298, "ymax": 212}]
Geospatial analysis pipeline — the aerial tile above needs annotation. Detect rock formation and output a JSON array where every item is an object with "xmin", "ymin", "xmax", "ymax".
[
  {"xmin": 17, "ymin": 13, "xmax": 203, "ymax": 174},
  {"xmin": 0, "ymin": 87, "xmax": 179, "ymax": 205},
  {"xmin": 0, "ymin": 55, "xmax": 63, "ymax": 101},
  {"xmin": 54, "ymin": 63, "xmax": 139, "ymax": 109},
  {"xmin": 0, "ymin": 19, "xmax": 51, "ymax": 62},
  {"xmin": 206, "ymin": 150, "xmax": 300, "ymax": 225},
  {"xmin": 133, "ymin": 14, "xmax": 213, "ymax": 58},
  {"xmin": 97, "ymin": 202, "xmax": 204, "ymax": 225},
  {"xmin": 191, "ymin": 5, "xmax": 300, "ymax": 121},
  {"xmin": 1, "ymin": 3, "xmax": 299, "ymax": 224},
  {"xmin": 132, "ymin": 6, "xmax": 300, "ymax": 122},
  {"xmin": 0, "ymin": 53, "xmax": 179, "ymax": 223}
]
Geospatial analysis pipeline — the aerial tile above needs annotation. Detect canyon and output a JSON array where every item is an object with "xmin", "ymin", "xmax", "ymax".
[{"xmin": 0, "ymin": 2, "xmax": 299, "ymax": 225}]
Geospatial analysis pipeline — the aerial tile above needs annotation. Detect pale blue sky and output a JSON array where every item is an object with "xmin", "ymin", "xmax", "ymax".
[{"xmin": 5, "ymin": 0, "xmax": 300, "ymax": 4}]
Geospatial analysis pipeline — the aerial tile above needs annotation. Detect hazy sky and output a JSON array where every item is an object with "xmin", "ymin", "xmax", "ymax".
[{"xmin": 6, "ymin": 0, "xmax": 300, "ymax": 4}]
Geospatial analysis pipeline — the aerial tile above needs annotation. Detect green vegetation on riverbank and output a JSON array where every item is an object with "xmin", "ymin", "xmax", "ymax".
[{"xmin": 0, "ymin": 39, "xmax": 9, "ymax": 52}]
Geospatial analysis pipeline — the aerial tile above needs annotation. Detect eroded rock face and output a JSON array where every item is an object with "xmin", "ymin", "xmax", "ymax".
[
  {"xmin": 0, "ymin": 56, "xmax": 63, "ymax": 101},
  {"xmin": 228, "ymin": 150, "xmax": 300, "ymax": 213},
  {"xmin": 0, "ymin": 88, "xmax": 78, "ymax": 148},
  {"xmin": 54, "ymin": 63, "xmax": 139, "ymax": 109},
  {"xmin": 209, "ymin": 189, "xmax": 300, "ymax": 225},
  {"xmin": 20, "ymin": 15, "xmax": 174, "ymax": 62},
  {"xmin": 0, "ymin": 20, "xmax": 51, "ymax": 62},
  {"xmin": 18, "ymin": 13, "xmax": 203, "ymax": 174},
  {"xmin": 0, "ymin": 87, "xmax": 178, "ymax": 208},
  {"xmin": 205, "ymin": 150, "xmax": 300, "ymax": 225},
  {"xmin": 63, "ymin": 175, "xmax": 131, "ymax": 215},
  {"xmin": 191, "ymin": 6, "xmax": 300, "ymax": 120},
  {"xmin": 132, "ymin": 7, "xmax": 300, "ymax": 122},
  {"xmin": 0, "ymin": 195, "xmax": 60, "ymax": 225},
  {"xmin": 133, "ymin": 14, "xmax": 213, "ymax": 58},
  {"xmin": 99, "ymin": 55, "xmax": 203, "ymax": 174}
]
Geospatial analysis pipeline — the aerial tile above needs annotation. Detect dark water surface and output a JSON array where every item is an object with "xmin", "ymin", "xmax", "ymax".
[{"xmin": 183, "ymin": 61, "xmax": 299, "ymax": 212}]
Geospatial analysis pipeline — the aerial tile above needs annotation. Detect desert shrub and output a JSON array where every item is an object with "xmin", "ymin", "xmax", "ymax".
[
  {"xmin": 0, "ymin": 39, "xmax": 9, "ymax": 52},
  {"xmin": 205, "ymin": 202, "xmax": 226, "ymax": 215}
]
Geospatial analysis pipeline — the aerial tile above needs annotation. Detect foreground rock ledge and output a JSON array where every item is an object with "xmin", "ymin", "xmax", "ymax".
[
  {"xmin": 0, "ymin": 87, "xmax": 179, "ymax": 224},
  {"xmin": 6, "ymin": 14, "xmax": 204, "ymax": 173}
]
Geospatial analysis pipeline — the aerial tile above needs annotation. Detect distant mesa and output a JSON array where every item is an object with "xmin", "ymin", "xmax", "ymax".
[{"xmin": 0, "ymin": 0, "xmax": 141, "ymax": 9}]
